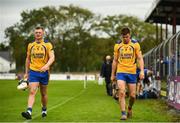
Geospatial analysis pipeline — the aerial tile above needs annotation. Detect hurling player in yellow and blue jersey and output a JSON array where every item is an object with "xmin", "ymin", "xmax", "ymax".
[
  {"xmin": 111, "ymin": 27, "xmax": 144, "ymax": 120},
  {"xmin": 21, "ymin": 27, "xmax": 55, "ymax": 119}
]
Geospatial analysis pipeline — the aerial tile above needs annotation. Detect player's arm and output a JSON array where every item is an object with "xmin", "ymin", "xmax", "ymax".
[
  {"xmin": 111, "ymin": 44, "xmax": 118, "ymax": 82},
  {"xmin": 111, "ymin": 55, "xmax": 118, "ymax": 82},
  {"xmin": 24, "ymin": 44, "xmax": 31, "ymax": 79},
  {"xmin": 137, "ymin": 50, "xmax": 144, "ymax": 80},
  {"xmin": 25, "ymin": 56, "xmax": 30, "ymax": 75},
  {"xmin": 40, "ymin": 49, "xmax": 55, "ymax": 72},
  {"xmin": 46, "ymin": 50, "xmax": 55, "ymax": 67}
]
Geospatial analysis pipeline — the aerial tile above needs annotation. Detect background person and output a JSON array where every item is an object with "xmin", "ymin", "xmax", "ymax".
[
  {"xmin": 100, "ymin": 55, "xmax": 112, "ymax": 96},
  {"xmin": 136, "ymin": 68, "xmax": 153, "ymax": 98}
]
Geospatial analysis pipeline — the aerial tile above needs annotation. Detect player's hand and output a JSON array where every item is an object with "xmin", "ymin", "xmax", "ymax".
[
  {"xmin": 139, "ymin": 71, "xmax": 144, "ymax": 80},
  {"xmin": 40, "ymin": 65, "xmax": 49, "ymax": 72},
  {"xmin": 24, "ymin": 73, "xmax": 28, "ymax": 80},
  {"xmin": 111, "ymin": 75, "xmax": 116, "ymax": 82}
]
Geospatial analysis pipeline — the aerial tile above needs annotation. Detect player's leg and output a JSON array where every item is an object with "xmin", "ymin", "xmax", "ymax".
[
  {"xmin": 116, "ymin": 73, "xmax": 127, "ymax": 120},
  {"xmin": 39, "ymin": 71, "xmax": 49, "ymax": 117},
  {"xmin": 22, "ymin": 82, "xmax": 39, "ymax": 119},
  {"xmin": 21, "ymin": 70, "xmax": 40, "ymax": 119},
  {"xmin": 40, "ymin": 84, "xmax": 48, "ymax": 117},
  {"xmin": 28, "ymin": 82, "xmax": 39, "ymax": 108},
  {"xmin": 127, "ymin": 83, "xmax": 136, "ymax": 118},
  {"xmin": 127, "ymin": 73, "xmax": 137, "ymax": 118},
  {"xmin": 117, "ymin": 80, "xmax": 127, "ymax": 120}
]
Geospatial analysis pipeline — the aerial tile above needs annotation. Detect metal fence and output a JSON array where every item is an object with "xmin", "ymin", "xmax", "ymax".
[{"xmin": 143, "ymin": 31, "xmax": 180, "ymax": 110}]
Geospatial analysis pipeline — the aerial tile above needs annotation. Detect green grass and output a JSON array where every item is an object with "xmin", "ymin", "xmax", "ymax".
[{"xmin": 0, "ymin": 80, "xmax": 179, "ymax": 122}]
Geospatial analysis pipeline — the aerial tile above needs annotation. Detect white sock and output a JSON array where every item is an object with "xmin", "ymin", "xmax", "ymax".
[
  {"xmin": 42, "ymin": 110, "xmax": 47, "ymax": 114},
  {"xmin": 27, "ymin": 110, "xmax": 32, "ymax": 115}
]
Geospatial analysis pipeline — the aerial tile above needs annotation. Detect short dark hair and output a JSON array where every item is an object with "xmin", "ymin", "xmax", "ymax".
[
  {"xmin": 121, "ymin": 27, "xmax": 130, "ymax": 35},
  {"xmin": 35, "ymin": 26, "xmax": 44, "ymax": 30}
]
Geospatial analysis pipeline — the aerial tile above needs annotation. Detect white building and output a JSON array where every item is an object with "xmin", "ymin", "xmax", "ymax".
[{"xmin": 0, "ymin": 51, "xmax": 15, "ymax": 73}]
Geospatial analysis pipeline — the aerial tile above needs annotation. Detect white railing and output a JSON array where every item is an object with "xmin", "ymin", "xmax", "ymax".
[{"xmin": 0, "ymin": 73, "xmax": 96, "ymax": 81}]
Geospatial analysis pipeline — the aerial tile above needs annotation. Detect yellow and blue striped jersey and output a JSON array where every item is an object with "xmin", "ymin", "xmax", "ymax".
[
  {"xmin": 114, "ymin": 40, "xmax": 141, "ymax": 74},
  {"xmin": 27, "ymin": 39, "xmax": 53, "ymax": 72}
]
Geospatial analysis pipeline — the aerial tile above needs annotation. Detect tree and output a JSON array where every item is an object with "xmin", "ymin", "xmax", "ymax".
[
  {"xmin": 5, "ymin": 5, "xmax": 158, "ymax": 72},
  {"xmin": 93, "ymin": 15, "xmax": 159, "ymax": 54},
  {"xmin": 5, "ymin": 5, "xmax": 100, "ymax": 72},
  {"xmin": 5, "ymin": 24, "xmax": 26, "ymax": 71},
  {"xmin": 0, "ymin": 43, "xmax": 9, "ymax": 51}
]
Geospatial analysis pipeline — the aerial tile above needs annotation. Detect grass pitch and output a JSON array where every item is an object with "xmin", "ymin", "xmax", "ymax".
[{"xmin": 0, "ymin": 80, "xmax": 179, "ymax": 122}]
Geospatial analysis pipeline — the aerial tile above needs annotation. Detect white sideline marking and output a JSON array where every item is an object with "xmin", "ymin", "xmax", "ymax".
[{"xmin": 23, "ymin": 89, "xmax": 85, "ymax": 123}]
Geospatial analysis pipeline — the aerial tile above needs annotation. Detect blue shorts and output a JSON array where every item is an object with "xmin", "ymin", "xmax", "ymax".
[
  {"xmin": 28, "ymin": 70, "xmax": 49, "ymax": 85},
  {"xmin": 116, "ymin": 73, "xmax": 137, "ymax": 84}
]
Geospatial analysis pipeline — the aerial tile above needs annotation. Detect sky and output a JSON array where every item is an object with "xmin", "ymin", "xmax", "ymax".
[{"xmin": 0, "ymin": 0, "xmax": 155, "ymax": 43}]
